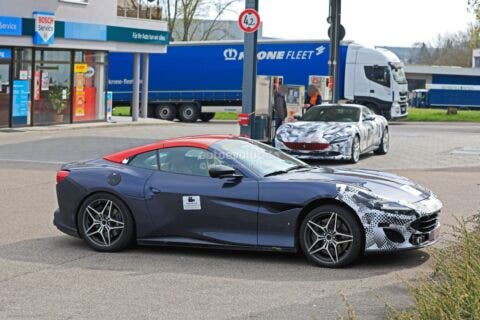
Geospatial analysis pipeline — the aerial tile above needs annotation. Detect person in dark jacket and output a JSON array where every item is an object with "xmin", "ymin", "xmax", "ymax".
[
  {"xmin": 273, "ymin": 85, "xmax": 288, "ymax": 130},
  {"xmin": 304, "ymin": 85, "xmax": 322, "ymax": 110}
]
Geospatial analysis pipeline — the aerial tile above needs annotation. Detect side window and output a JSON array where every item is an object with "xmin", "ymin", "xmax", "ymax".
[
  {"xmin": 128, "ymin": 150, "xmax": 159, "ymax": 170},
  {"xmin": 362, "ymin": 107, "xmax": 373, "ymax": 120},
  {"xmin": 364, "ymin": 66, "xmax": 390, "ymax": 87},
  {"xmin": 158, "ymin": 147, "xmax": 226, "ymax": 177}
]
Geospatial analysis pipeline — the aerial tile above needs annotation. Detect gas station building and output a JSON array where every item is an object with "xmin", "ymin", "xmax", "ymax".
[{"xmin": 0, "ymin": 0, "xmax": 169, "ymax": 128}]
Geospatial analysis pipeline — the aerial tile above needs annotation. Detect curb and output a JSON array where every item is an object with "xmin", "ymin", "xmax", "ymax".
[{"xmin": 0, "ymin": 119, "xmax": 176, "ymax": 133}]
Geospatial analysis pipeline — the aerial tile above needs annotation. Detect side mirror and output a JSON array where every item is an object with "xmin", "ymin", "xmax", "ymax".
[
  {"xmin": 293, "ymin": 114, "xmax": 302, "ymax": 121},
  {"xmin": 365, "ymin": 115, "xmax": 376, "ymax": 121},
  {"xmin": 209, "ymin": 165, "xmax": 242, "ymax": 179}
]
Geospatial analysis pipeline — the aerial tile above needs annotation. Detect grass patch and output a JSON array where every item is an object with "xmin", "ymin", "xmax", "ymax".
[
  {"xmin": 407, "ymin": 108, "xmax": 480, "ymax": 122},
  {"xmin": 388, "ymin": 215, "xmax": 480, "ymax": 320},
  {"xmin": 112, "ymin": 106, "xmax": 131, "ymax": 116},
  {"xmin": 214, "ymin": 112, "xmax": 238, "ymax": 120}
]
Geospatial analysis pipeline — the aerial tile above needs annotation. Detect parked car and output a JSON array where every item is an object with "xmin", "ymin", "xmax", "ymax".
[
  {"xmin": 54, "ymin": 135, "xmax": 441, "ymax": 268},
  {"xmin": 275, "ymin": 104, "xmax": 389, "ymax": 163}
]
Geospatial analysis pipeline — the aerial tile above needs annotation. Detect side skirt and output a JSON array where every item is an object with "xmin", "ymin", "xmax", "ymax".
[{"xmin": 137, "ymin": 237, "xmax": 297, "ymax": 253}]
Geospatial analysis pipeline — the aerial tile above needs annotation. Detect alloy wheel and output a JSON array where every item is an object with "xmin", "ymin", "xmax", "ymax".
[
  {"xmin": 352, "ymin": 137, "xmax": 360, "ymax": 162},
  {"xmin": 304, "ymin": 212, "xmax": 354, "ymax": 264},
  {"xmin": 82, "ymin": 199, "xmax": 125, "ymax": 247},
  {"xmin": 383, "ymin": 129, "xmax": 389, "ymax": 152}
]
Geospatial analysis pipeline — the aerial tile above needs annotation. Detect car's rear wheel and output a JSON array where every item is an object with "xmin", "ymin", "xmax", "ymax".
[
  {"xmin": 374, "ymin": 128, "xmax": 389, "ymax": 155},
  {"xmin": 299, "ymin": 205, "xmax": 363, "ymax": 268},
  {"xmin": 78, "ymin": 193, "xmax": 134, "ymax": 252},
  {"xmin": 350, "ymin": 136, "xmax": 360, "ymax": 163}
]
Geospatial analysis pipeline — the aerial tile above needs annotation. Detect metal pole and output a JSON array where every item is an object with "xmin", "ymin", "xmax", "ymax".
[
  {"xmin": 132, "ymin": 52, "xmax": 140, "ymax": 122},
  {"xmin": 328, "ymin": 0, "xmax": 341, "ymax": 103},
  {"xmin": 141, "ymin": 53, "xmax": 149, "ymax": 118},
  {"xmin": 240, "ymin": 0, "xmax": 259, "ymax": 137},
  {"xmin": 333, "ymin": 0, "xmax": 341, "ymax": 103}
]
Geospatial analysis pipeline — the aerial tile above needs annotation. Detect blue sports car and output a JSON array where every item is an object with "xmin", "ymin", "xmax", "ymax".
[{"xmin": 54, "ymin": 135, "xmax": 442, "ymax": 268}]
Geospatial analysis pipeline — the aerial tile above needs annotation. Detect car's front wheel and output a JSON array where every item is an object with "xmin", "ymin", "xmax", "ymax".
[
  {"xmin": 78, "ymin": 193, "xmax": 134, "ymax": 252},
  {"xmin": 299, "ymin": 205, "xmax": 364, "ymax": 268},
  {"xmin": 349, "ymin": 136, "xmax": 360, "ymax": 163},
  {"xmin": 374, "ymin": 128, "xmax": 389, "ymax": 155}
]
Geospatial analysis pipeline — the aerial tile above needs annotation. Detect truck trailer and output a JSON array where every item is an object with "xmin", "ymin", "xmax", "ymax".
[
  {"xmin": 412, "ymin": 84, "xmax": 480, "ymax": 109},
  {"xmin": 108, "ymin": 40, "xmax": 409, "ymax": 121}
]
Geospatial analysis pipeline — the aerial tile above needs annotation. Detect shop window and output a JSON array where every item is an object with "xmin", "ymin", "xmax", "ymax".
[
  {"xmin": 33, "ymin": 50, "xmax": 72, "ymax": 125},
  {"xmin": 73, "ymin": 51, "xmax": 107, "ymax": 122}
]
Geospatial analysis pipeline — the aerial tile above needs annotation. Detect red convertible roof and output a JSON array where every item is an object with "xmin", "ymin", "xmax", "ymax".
[{"xmin": 104, "ymin": 135, "xmax": 237, "ymax": 164}]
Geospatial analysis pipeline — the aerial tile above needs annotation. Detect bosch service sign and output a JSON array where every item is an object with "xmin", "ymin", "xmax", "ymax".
[{"xmin": 33, "ymin": 12, "xmax": 55, "ymax": 45}]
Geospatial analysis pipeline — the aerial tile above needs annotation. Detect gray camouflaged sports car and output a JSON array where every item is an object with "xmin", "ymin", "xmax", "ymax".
[{"xmin": 275, "ymin": 104, "xmax": 389, "ymax": 163}]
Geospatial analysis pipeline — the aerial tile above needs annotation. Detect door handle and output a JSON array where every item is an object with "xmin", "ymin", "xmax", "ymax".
[
  {"xmin": 370, "ymin": 89, "xmax": 375, "ymax": 93},
  {"xmin": 150, "ymin": 187, "xmax": 162, "ymax": 194}
]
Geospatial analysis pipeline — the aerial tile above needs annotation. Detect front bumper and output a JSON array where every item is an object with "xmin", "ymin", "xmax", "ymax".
[
  {"xmin": 336, "ymin": 185, "xmax": 442, "ymax": 252},
  {"xmin": 275, "ymin": 139, "xmax": 352, "ymax": 161}
]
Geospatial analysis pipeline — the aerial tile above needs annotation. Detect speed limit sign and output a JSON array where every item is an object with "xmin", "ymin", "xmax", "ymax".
[{"xmin": 238, "ymin": 9, "xmax": 261, "ymax": 33}]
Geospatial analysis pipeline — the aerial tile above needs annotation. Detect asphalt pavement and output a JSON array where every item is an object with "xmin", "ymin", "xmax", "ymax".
[{"xmin": 0, "ymin": 121, "xmax": 479, "ymax": 320}]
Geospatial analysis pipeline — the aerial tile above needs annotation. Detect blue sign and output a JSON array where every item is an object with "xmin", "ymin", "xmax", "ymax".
[
  {"xmin": 0, "ymin": 16, "xmax": 22, "ymax": 36},
  {"xmin": 33, "ymin": 12, "xmax": 55, "ymax": 45},
  {"xmin": 13, "ymin": 80, "xmax": 30, "ymax": 125},
  {"xmin": 0, "ymin": 49, "xmax": 11, "ymax": 59},
  {"xmin": 65, "ymin": 22, "xmax": 107, "ymax": 41}
]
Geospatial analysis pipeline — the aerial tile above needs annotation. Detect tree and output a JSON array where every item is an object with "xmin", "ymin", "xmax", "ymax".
[
  {"xmin": 160, "ymin": 0, "xmax": 240, "ymax": 41},
  {"xmin": 408, "ymin": 26, "xmax": 480, "ymax": 67}
]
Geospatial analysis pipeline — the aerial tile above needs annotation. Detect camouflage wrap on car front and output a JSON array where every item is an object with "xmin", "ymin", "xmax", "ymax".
[
  {"xmin": 335, "ymin": 184, "xmax": 442, "ymax": 252},
  {"xmin": 275, "ymin": 121, "xmax": 358, "ymax": 160}
]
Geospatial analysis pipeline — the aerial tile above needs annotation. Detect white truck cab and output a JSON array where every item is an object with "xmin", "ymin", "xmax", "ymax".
[{"xmin": 344, "ymin": 44, "xmax": 409, "ymax": 120}]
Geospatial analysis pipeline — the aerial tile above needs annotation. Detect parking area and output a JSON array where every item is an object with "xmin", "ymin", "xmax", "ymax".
[{"xmin": 0, "ymin": 121, "xmax": 479, "ymax": 319}]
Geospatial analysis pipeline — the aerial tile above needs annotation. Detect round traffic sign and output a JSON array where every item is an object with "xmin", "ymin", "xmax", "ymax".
[{"xmin": 238, "ymin": 9, "xmax": 261, "ymax": 33}]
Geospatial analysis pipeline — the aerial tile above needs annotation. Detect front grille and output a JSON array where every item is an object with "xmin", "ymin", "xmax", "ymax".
[
  {"xmin": 284, "ymin": 142, "xmax": 330, "ymax": 151},
  {"xmin": 411, "ymin": 211, "xmax": 439, "ymax": 233}
]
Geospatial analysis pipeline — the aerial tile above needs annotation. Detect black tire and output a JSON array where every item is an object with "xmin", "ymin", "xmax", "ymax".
[
  {"xmin": 374, "ymin": 127, "xmax": 389, "ymax": 155},
  {"xmin": 155, "ymin": 104, "xmax": 177, "ymax": 121},
  {"xmin": 200, "ymin": 112, "xmax": 215, "ymax": 122},
  {"xmin": 299, "ymin": 205, "xmax": 363, "ymax": 268},
  {"xmin": 178, "ymin": 104, "xmax": 200, "ymax": 122},
  {"xmin": 349, "ymin": 135, "xmax": 360, "ymax": 164},
  {"xmin": 77, "ymin": 193, "xmax": 134, "ymax": 252}
]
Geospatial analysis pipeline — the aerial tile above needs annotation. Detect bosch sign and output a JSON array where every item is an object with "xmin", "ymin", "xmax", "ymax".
[{"xmin": 33, "ymin": 12, "xmax": 55, "ymax": 45}]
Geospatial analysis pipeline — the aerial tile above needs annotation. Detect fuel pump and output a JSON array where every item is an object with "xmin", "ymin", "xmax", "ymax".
[
  {"xmin": 239, "ymin": 75, "xmax": 283, "ymax": 142},
  {"xmin": 284, "ymin": 85, "xmax": 305, "ymax": 121}
]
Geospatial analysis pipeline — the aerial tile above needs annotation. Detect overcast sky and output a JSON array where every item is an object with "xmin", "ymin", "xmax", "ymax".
[{"xmin": 225, "ymin": 0, "xmax": 475, "ymax": 47}]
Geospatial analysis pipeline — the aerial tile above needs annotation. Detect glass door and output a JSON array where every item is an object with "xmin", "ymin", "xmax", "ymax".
[{"xmin": 0, "ymin": 60, "xmax": 11, "ymax": 127}]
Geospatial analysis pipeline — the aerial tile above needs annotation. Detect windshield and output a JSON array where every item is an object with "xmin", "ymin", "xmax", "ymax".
[
  {"xmin": 301, "ymin": 106, "xmax": 360, "ymax": 122},
  {"xmin": 391, "ymin": 66, "xmax": 407, "ymax": 84},
  {"xmin": 212, "ymin": 138, "xmax": 309, "ymax": 177}
]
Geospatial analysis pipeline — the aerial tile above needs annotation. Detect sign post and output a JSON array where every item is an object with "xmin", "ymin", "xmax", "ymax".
[
  {"xmin": 328, "ymin": 0, "xmax": 344, "ymax": 103},
  {"xmin": 239, "ymin": 2, "xmax": 260, "ymax": 138}
]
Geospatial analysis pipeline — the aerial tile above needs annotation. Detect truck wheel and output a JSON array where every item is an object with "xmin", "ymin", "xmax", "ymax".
[
  {"xmin": 155, "ymin": 104, "xmax": 177, "ymax": 121},
  {"xmin": 200, "ymin": 113, "xmax": 215, "ymax": 122},
  {"xmin": 179, "ymin": 104, "xmax": 200, "ymax": 122}
]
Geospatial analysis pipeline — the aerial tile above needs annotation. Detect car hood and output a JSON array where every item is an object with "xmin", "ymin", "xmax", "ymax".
[
  {"xmin": 274, "ymin": 167, "xmax": 431, "ymax": 204},
  {"xmin": 276, "ymin": 121, "xmax": 355, "ymax": 143}
]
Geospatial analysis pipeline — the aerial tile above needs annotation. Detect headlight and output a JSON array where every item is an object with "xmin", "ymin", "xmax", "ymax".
[
  {"xmin": 374, "ymin": 201, "xmax": 416, "ymax": 215},
  {"xmin": 329, "ymin": 136, "xmax": 351, "ymax": 144}
]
